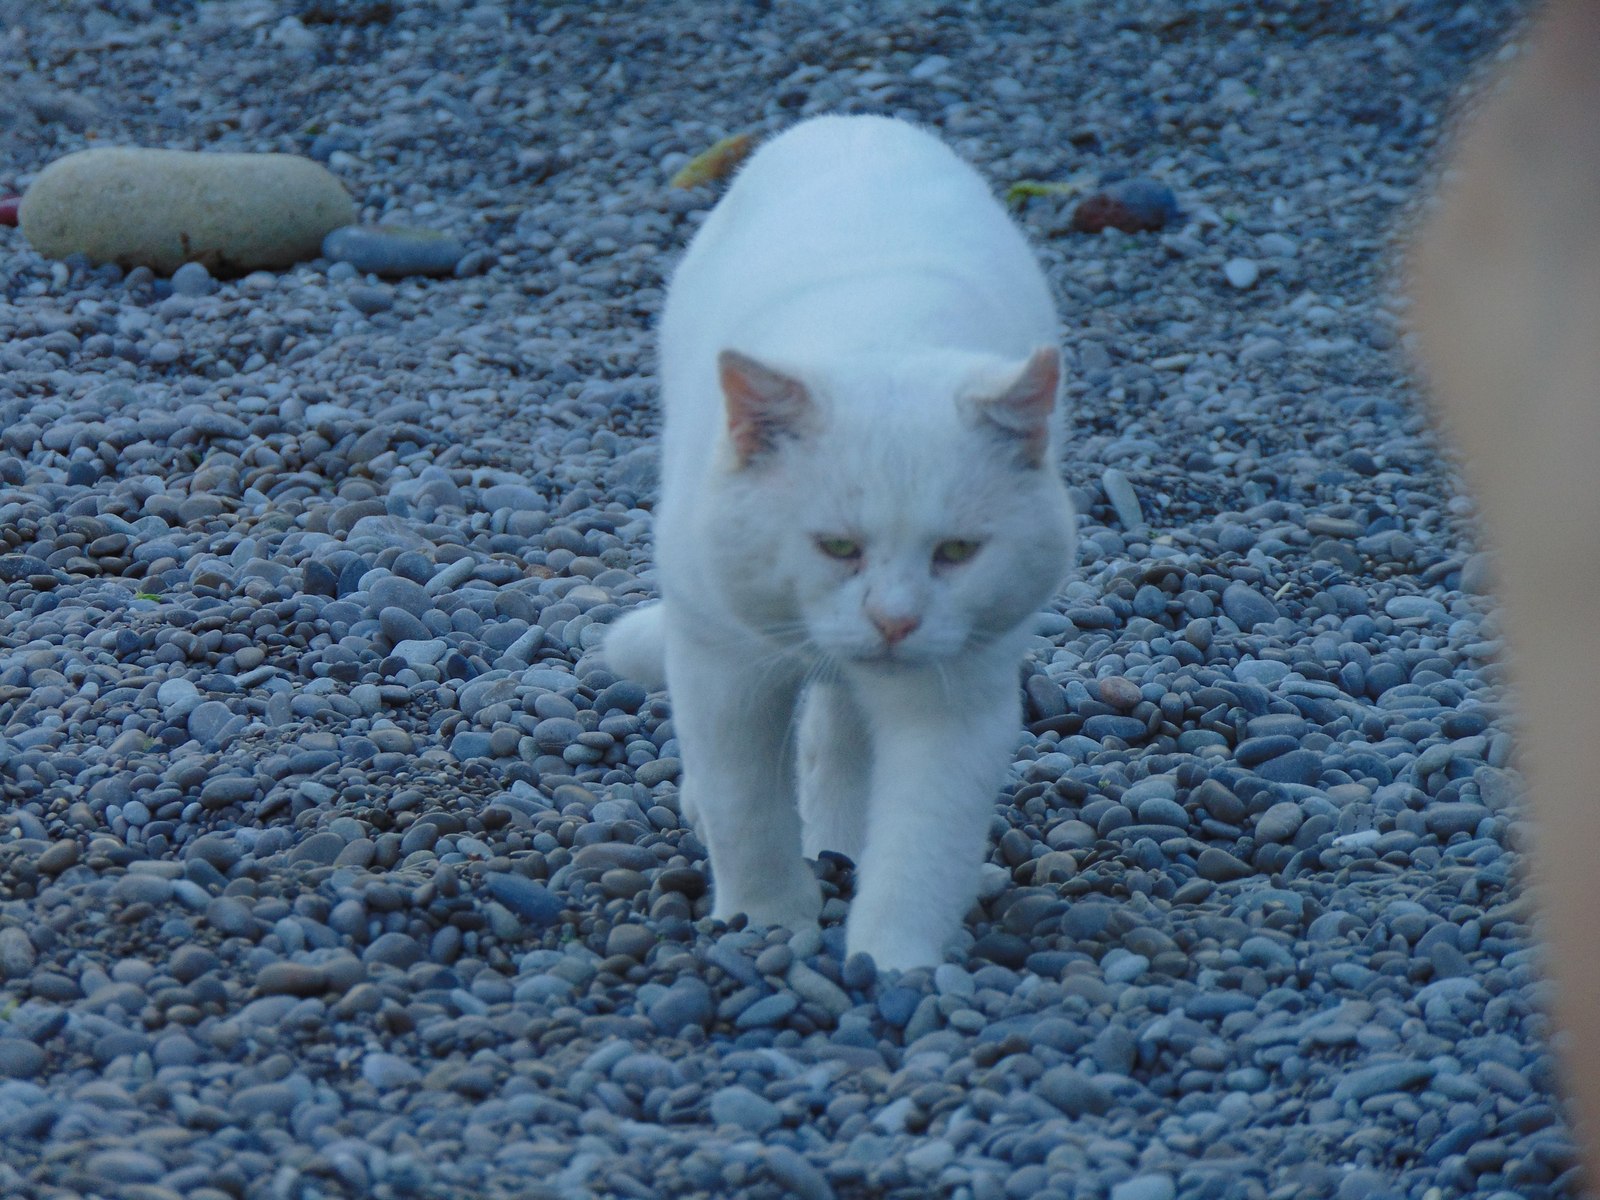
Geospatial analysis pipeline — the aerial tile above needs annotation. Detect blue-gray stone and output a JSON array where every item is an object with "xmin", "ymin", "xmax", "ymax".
[
  {"xmin": 187, "ymin": 700, "xmax": 235, "ymax": 745},
  {"xmin": 532, "ymin": 717, "xmax": 584, "ymax": 752},
  {"xmin": 156, "ymin": 676, "xmax": 201, "ymax": 718},
  {"xmin": 1135, "ymin": 796, "xmax": 1189, "ymax": 828},
  {"xmin": 323, "ymin": 224, "xmax": 466, "ymax": 278},
  {"xmin": 1196, "ymin": 847, "xmax": 1253, "ymax": 882},
  {"xmin": 709, "ymin": 1084, "xmax": 781, "ymax": 1133},
  {"xmin": 877, "ymin": 986, "xmax": 919, "ymax": 1027},
  {"xmin": 449, "ymin": 731, "xmax": 493, "ymax": 760},
  {"xmin": 205, "ymin": 895, "xmax": 256, "ymax": 937},
  {"xmin": 1112, "ymin": 1176, "xmax": 1177, "ymax": 1200},
  {"xmin": 1385, "ymin": 595, "xmax": 1448, "ymax": 623},
  {"xmin": 735, "ymin": 992, "xmax": 799, "ymax": 1029},
  {"xmin": 1102, "ymin": 467, "xmax": 1143, "ymax": 529},
  {"xmin": 1257, "ymin": 750, "xmax": 1323, "ymax": 786},
  {"xmin": 379, "ymin": 605, "xmax": 431, "ymax": 643},
  {"xmin": 1083, "ymin": 714, "xmax": 1147, "ymax": 742},
  {"xmin": 1222, "ymin": 582, "xmax": 1280, "ymax": 629},
  {"xmin": 646, "ymin": 977, "xmax": 713, "ymax": 1032},
  {"xmin": 362, "ymin": 932, "xmax": 424, "ymax": 969},
  {"xmin": 763, "ymin": 1146, "xmax": 836, "ymax": 1200},
  {"xmin": 347, "ymin": 284, "xmax": 393, "ymax": 315},
  {"xmin": 1424, "ymin": 802, "xmax": 1489, "ymax": 839},
  {"xmin": 85, "ymin": 1149, "xmax": 165, "ymax": 1184},
  {"xmin": 368, "ymin": 574, "xmax": 431, "ymax": 617},
  {"xmin": 635, "ymin": 758, "xmax": 681, "ymax": 787},
  {"xmin": 363, "ymin": 1052, "xmax": 422, "ymax": 1089},
  {"xmin": 170, "ymin": 261, "xmax": 216, "ymax": 297},
  {"xmin": 0, "ymin": 1039, "xmax": 45, "ymax": 1079},
  {"xmin": 393, "ymin": 638, "xmax": 448, "ymax": 668},
  {"xmin": 1256, "ymin": 800, "xmax": 1305, "ymax": 843},
  {"xmin": 483, "ymin": 873, "xmax": 561, "ymax": 928},
  {"xmin": 1235, "ymin": 735, "xmax": 1298, "ymax": 767},
  {"xmin": 1332, "ymin": 1061, "xmax": 1434, "ymax": 1102},
  {"xmin": 233, "ymin": 1082, "xmax": 298, "ymax": 1117},
  {"xmin": 1034, "ymin": 1065, "xmax": 1112, "ymax": 1116}
]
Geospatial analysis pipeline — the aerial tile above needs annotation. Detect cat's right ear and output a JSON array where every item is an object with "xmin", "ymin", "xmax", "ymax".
[
  {"xmin": 719, "ymin": 349, "xmax": 813, "ymax": 466},
  {"xmin": 967, "ymin": 346, "xmax": 1060, "ymax": 469}
]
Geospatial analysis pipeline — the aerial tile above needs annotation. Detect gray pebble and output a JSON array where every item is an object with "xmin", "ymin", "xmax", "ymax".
[
  {"xmin": 709, "ymin": 1084, "xmax": 782, "ymax": 1133},
  {"xmin": 0, "ymin": 927, "xmax": 37, "ymax": 979},
  {"xmin": 323, "ymin": 224, "xmax": 467, "ymax": 277},
  {"xmin": 363, "ymin": 1052, "xmax": 422, "ymax": 1089},
  {"xmin": 1256, "ymin": 800, "xmax": 1305, "ymax": 843},
  {"xmin": 347, "ymin": 284, "xmax": 394, "ymax": 314},
  {"xmin": 170, "ymin": 261, "xmax": 216, "ymax": 297},
  {"xmin": 1101, "ymin": 467, "xmax": 1143, "ymax": 529},
  {"xmin": 1223, "ymin": 257, "xmax": 1259, "ymax": 288},
  {"xmin": 1112, "ymin": 1176, "xmax": 1177, "ymax": 1200},
  {"xmin": 0, "ymin": 1039, "xmax": 46, "ymax": 1079},
  {"xmin": 1332, "ymin": 1061, "xmax": 1434, "ymax": 1103},
  {"xmin": 483, "ymin": 873, "xmax": 562, "ymax": 928},
  {"xmin": 1222, "ymin": 582, "xmax": 1280, "ymax": 629},
  {"xmin": 1034, "ymin": 1065, "xmax": 1112, "ymax": 1117}
]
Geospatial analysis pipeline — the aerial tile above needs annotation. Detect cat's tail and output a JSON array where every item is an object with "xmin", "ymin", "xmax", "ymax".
[{"xmin": 601, "ymin": 602, "xmax": 668, "ymax": 691}]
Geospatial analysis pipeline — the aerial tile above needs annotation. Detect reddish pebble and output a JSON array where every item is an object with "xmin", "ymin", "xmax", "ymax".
[
  {"xmin": 1097, "ymin": 676, "xmax": 1143, "ymax": 711},
  {"xmin": 1070, "ymin": 178, "xmax": 1181, "ymax": 234},
  {"xmin": 0, "ymin": 197, "xmax": 19, "ymax": 227}
]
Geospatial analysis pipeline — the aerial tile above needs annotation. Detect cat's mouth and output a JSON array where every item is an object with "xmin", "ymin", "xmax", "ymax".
[{"xmin": 844, "ymin": 640, "xmax": 935, "ymax": 670}]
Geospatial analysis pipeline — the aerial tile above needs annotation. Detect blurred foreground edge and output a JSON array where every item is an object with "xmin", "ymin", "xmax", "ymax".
[{"xmin": 1408, "ymin": 0, "xmax": 1600, "ymax": 1177}]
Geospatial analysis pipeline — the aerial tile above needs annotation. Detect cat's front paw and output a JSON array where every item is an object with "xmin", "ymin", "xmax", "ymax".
[
  {"xmin": 712, "ymin": 876, "xmax": 822, "ymax": 933},
  {"xmin": 845, "ymin": 916, "xmax": 946, "ymax": 973}
]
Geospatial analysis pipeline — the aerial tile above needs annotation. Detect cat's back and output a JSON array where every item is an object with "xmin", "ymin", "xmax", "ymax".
[
  {"xmin": 663, "ymin": 115, "xmax": 1053, "ymax": 373},
  {"xmin": 726, "ymin": 114, "xmax": 968, "ymax": 200},
  {"xmin": 680, "ymin": 115, "xmax": 1008, "ymax": 271}
]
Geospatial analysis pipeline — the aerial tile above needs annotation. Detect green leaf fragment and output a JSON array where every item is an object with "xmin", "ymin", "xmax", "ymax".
[{"xmin": 1005, "ymin": 179, "xmax": 1082, "ymax": 205}]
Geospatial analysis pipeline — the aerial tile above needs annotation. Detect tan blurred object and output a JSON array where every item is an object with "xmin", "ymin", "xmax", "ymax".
[{"xmin": 1408, "ymin": 0, "xmax": 1600, "ymax": 1172}]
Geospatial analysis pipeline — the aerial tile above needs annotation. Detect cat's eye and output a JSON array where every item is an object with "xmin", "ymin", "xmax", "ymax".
[
  {"xmin": 933, "ymin": 538, "xmax": 982, "ymax": 566},
  {"xmin": 816, "ymin": 536, "xmax": 863, "ymax": 561}
]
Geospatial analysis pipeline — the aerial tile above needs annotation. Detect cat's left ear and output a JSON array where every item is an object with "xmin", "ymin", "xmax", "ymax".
[
  {"xmin": 967, "ymin": 346, "xmax": 1060, "ymax": 468},
  {"xmin": 719, "ymin": 349, "xmax": 814, "ymax": 466}
]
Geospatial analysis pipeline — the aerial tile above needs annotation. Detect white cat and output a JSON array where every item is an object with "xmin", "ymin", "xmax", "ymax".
[{"xmin": 603, "ymin": 115, "xmax": 1076, "ymax": 970}]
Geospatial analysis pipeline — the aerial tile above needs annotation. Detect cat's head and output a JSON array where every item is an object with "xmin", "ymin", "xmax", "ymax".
[{"xmin": 708, "ymin": 346, "xmax": 1077, "ymax": 667}]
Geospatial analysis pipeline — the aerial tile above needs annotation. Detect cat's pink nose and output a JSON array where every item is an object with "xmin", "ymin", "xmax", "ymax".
[{"xmin": 869, "ymin": 610, "xmax": 921, "ymax": 645}]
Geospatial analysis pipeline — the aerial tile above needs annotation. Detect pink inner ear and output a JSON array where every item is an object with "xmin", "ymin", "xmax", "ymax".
[
  {"xmin": 979, "ymin": 346, "xmax": 1060, "ymax": 467},
  {"xmin": 719, "ymin": 349, "xmax": 812, "ymax": 465}
]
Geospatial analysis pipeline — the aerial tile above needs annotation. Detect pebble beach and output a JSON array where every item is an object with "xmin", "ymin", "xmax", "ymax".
[{"xmin": 0, "ymin": 2, "xmax": 1580, "ymax": 1198}]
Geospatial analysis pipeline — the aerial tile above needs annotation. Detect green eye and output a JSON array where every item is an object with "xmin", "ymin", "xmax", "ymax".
[
  {"xmin": 816, "ymin": 536, "xmax": 862, "ymax": 560},
  {"xmin": 934, "ymin": 539, "xmax": 982, "ymax": 566}
]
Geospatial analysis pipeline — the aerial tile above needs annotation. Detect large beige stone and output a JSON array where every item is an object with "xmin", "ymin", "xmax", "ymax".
[{"xmin": 19, "ymin": 147, "xmax": 354, "ymax": 274}]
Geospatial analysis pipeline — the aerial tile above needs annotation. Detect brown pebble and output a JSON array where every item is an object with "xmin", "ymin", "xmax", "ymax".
[
  {"xmin": 37, "ymin": 839, "xmax": 80, "ymax": 874},
  {"xmin": 1097, "ymin": 676, "xmax": 1143, "ymax": 711},
  {"xmin": 255, "ymin": 963, "xmax": 329, "ymax": 997},
  {"xmin": 600, "ymin": 868, "xmax": 650, "ymax": 899}
]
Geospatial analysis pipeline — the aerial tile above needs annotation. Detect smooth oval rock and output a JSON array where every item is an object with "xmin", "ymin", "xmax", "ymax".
[
  {"xmin": 1222, "ymin": 582, "xmax": 1280, "ymax": 630},
  {"xmin": 20, "ymin": 147, "xmax": 354, "ymax": 274}
]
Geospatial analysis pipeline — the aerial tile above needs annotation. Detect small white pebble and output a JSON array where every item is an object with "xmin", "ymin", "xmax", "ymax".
[{"xmin": 1223, "ymin": 257, "xmax": 1260, "ymax": 289}]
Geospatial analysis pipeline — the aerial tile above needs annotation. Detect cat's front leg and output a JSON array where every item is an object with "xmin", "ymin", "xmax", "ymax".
[
  {"xmin": 797, "ymin": 680, "xmax": 872, "ymax": 862},
  {"xmin": 846, "ymin": 655, "xmax": 1022, "ymax": 971},
  {"xmin": 664, "ymin": 619, "xmax": 821, "ymax": 931}
]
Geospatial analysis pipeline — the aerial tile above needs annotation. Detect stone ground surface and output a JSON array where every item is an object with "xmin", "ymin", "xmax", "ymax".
[{"xmin": 0, "ymin": 1, "xmax": 1582, "ymax": 1199}]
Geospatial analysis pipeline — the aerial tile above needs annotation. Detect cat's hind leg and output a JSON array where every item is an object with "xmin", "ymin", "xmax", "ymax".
[{"xmin": 796, "ymin": 680, "xmax": 872, "ymax": 863}]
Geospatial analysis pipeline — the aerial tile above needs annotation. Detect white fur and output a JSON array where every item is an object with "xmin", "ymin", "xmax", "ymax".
[
  {"xmin": 603, "ymin": 116, "xmax": 1076, "ymax": 970},
  {"xmin": 602, "ymin": 604, "xmax": 667, "ymax": 690}
]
